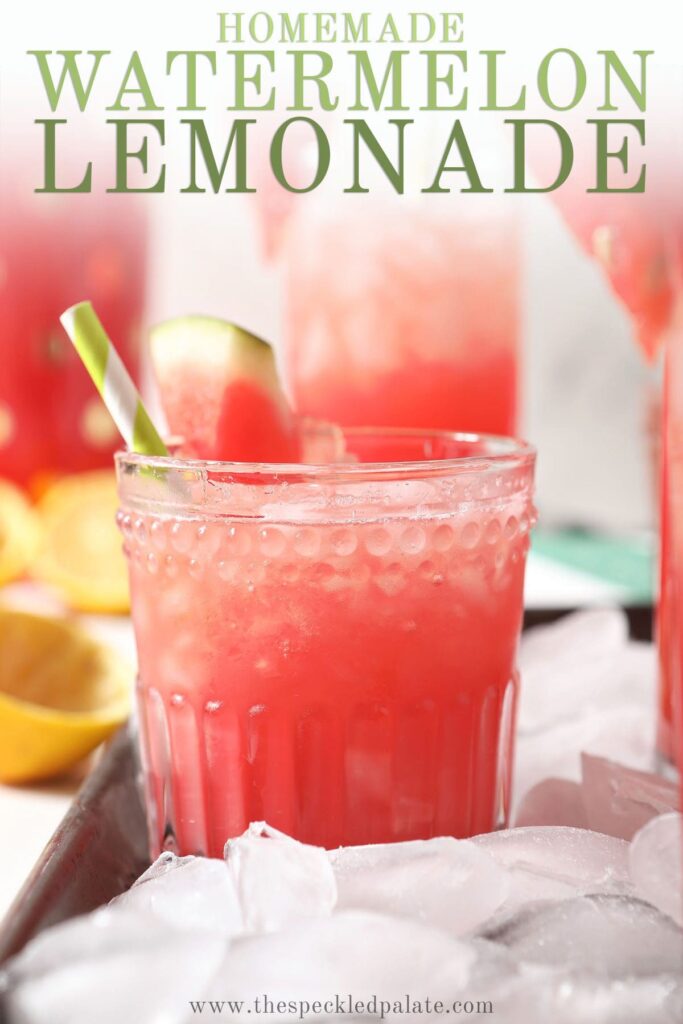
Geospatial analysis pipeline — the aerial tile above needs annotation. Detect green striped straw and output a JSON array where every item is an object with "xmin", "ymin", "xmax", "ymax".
[{"xmin": 60, "ymin": 301, "xmax": 168, "ymax": 457}]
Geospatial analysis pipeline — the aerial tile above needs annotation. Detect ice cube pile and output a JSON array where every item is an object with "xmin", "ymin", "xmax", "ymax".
[{"xmin": 0, "ymin": 611, "xmax": 681, "ymax": 1024}]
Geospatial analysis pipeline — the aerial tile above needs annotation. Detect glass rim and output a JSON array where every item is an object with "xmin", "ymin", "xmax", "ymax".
[{"xmin": 115, "ymin": 427, "xmax": 535, "ymax": 481}]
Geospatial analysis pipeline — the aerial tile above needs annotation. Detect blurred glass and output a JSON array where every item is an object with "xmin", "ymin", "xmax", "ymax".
[
  {"xmin": 660, "ymin": 238, "xmax": 683, "ymax": 771},
  {"xmin": 280, "ymin": 194, "xmax": 520, "ymax": 436},
  {"xmin": 0, "ymin": 163, "xmax": 146, "ymax": 492}
]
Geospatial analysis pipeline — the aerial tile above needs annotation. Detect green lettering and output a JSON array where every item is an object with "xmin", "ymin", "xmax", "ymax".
[
  {"xmin": 538, "ymin": 49, "xmax": 586, "ymax": 111},
  {"xmin": 588, "ymin": 119, "xmax": 646, "ymax": 192},
  {"xmin": 480, "ymin": 51, "xmax": 525, "ymax": 110},
  {"xmin": 343, "ymin": 12, "xmax": 369, "ymax": 43},
  {"xmin": 270, "ymin": 117, "xmax": 330, "ymax": 192},
  {"xmin": 410, "ymin": 13, "xmax": 435, "ymax": 43},
  {"xmin": 218, "ymin": 12, "xmax": 243, "ymax": 43},
  {"xmin": 350, "ymin": 50, "xmax": 408, "ymax": 111},
  {"xmin": 166, "ymin": 52, "xmax": 217, "ymax": 111},
  {"xmin": 421, "ymin": 51, "xmax": 467, "ymax": 110},
  {"xmin": 598, "ymin": 51, "xmax": 653, "ymax": 112},
  {"xmin": 35, "ymin": 119, "xmax": 92, "ymax": 192},
  {"xmin": 505, "ymin": 119, "xmax": 573, "ymax": 192},
  {"xmin": 28, "ymin": 50, "xmax": 108, "ymax": 112},
  {"xmin": 423, "ymin": 120, "xmax": 492, "ymax": 193},
  {"xmin": 231, "ymin": 51, "xmax": 275, "ymax": 110},
  {"xmin": 107, "ymin": 52, "xmax": 162, "ymax": 111},
  {"xmin": 249, "ymin": 12, "xmax": 274, "ymax": 43},
  {"xmin": 378, "ymin": 14, "xmax": 400, "ymax": 43},
  {"xmin": 345, "ymin": 118, "xmax": 411, "ymax": 193},
  {"xmin": 442, "ymin": 12, "xmax": 465, "ymax": 43},
  {"xmin": 182, "ymin": 118, "xmax": 255, "ymax": 193},
  {"xmin": 288, "ymin": 51, "xmax": 338, "ymax": 111},
  {"xmin": 281, "ymin": 12, "xmax": 305, "ymax": 42},
  {"xmin": 107, "ymin": 118, "xmax": 165, "ymax": 192},
  {"xmin": 315, "ymin": 13, "xmax": 337, "ymax": 43}
]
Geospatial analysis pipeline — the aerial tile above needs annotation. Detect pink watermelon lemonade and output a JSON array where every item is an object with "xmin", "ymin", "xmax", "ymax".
[
  {"xmin": 117, "ymin": 430, "xmax": 535, "ymax": 857},
  {"xmin": 282, "ymin": 199, "xmax": 519, "ymax": 437},
  {"xmin": 659, "ymin": 244, "xmax": 683, "ymax": 768},
  {"xmin": 0, "ymin": 168, "xmax": 146, "ymax": 489},
  {"xmin": 541, "ymin": 147, "xmax": 683, "ymax": 765}
]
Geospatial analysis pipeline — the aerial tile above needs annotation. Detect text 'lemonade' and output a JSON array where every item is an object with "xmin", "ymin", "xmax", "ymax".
[{"xmin": 117, "ymin": 430, "xmax": 535, "ymax": 857}]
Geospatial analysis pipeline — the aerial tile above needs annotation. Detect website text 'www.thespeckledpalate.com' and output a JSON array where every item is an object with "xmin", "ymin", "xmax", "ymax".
[{"xmin": 188, "ymin": 995, "xmax": 494, "ymax": 1019}]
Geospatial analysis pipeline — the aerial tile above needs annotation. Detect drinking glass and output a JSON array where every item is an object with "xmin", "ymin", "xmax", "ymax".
[
  {"xmin": 117, "ymin": 429, "xmax": 536, "ymax": 856},
  {"xmin": 0, "ymin": 171, "xmax": 145, "ymax": 489},
  {"xmin": 282, "ymin": 198, "xmax": 520, "ymax": 437}
]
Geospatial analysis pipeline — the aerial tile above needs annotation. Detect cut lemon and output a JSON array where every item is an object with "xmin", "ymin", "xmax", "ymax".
[
  {"xmin": 0, "ymin": 478, "xmax": 42, "ymax": 587},
  {"xmin": 32, "ymin": 471, "xmax": 129, "ymax": 614},
  {"xmin": 0, "ymin": 608, "xmax": 131, "ymax": 782}
]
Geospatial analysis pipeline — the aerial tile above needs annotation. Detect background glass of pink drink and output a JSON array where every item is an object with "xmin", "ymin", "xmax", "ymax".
[
  {"xmin": 661, "ymin": 244, "xmax": 683, "ymax": 771},
  {"xmin": 542, "ymin": 165, "xmax": 683, "ymax": 765},
  {"xmin": 117, "ymin": 430, "xmax": 535, "ymax": 857},
  {"xmin": 281, "ymin": 198, "xmax": 520, "ymax": 436},
  {"xmin": 0, "ymin": 171, "xmax": 145, "ymax": 490}
]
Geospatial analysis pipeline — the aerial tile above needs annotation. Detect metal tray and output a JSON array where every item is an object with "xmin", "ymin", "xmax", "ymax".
[
  {"xmin": 0, "ymin": 606, "xmax": 654, "ymax": 971},
  {"xmin": 0, "ymin": 725, "xmax": 149, "ymax": 968}
]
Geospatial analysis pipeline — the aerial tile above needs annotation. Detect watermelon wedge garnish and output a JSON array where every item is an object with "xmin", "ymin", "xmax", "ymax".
[{"xmin": 149, "ymin": 317, "xmax": 301, "ymax": 463}]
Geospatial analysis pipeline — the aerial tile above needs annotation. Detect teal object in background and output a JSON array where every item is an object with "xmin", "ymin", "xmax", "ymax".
[{"xmin": 531, "ymin": 528, "xmax": 655, "ymax": 605}]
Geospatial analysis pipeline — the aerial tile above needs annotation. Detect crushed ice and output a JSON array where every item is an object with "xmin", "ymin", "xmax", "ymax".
[{"xmin": 1, "ymin": 610, "xmax": 682, "ymax": 1024}]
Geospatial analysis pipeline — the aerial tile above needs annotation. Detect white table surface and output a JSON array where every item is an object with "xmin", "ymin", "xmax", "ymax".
[{"xmin": 0, "ymin": 554, "xmax": 641, "ymax": 924}]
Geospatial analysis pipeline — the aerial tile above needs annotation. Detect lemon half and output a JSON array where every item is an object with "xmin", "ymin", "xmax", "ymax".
[
  {"xmin": 0, "ymin": 609, "xmax": 131, "ymax": 783},
  {"xmin": 0, "ymin": 479, "xmax": 41, "ymax": 586},
  {"xmin": 32, "ymin": 470, "xmax": 129, "ymax": 614}
]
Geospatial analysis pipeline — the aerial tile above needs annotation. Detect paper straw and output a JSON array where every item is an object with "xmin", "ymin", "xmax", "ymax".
[{"xmin": 60, "ymin": 301, "xmax": 168, "ymax": 457}]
